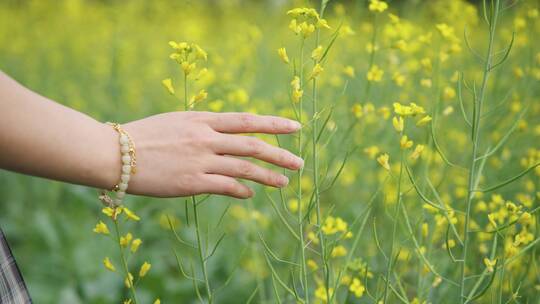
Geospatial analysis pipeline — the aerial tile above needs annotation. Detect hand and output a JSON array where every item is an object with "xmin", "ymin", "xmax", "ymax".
[{"xmin": 119, "ymin": 111, "xmax": 303, "ymax": 199}]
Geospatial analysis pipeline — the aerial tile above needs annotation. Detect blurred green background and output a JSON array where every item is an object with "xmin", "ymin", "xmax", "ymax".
[{"xmin": 1, "ymin": 0, "xmax": 539, "ymax": 303}]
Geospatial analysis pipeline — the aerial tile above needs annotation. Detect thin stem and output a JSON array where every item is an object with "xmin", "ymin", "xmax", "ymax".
[
  {"xmin": 314, "ymin": 3, "xmax": 330, "ymax": 303},
  {"xmin": 184, "ymin": 72, "xmax": 212, "ymax": 303},
  {"xmin": 459, "ymin": 1, "xmax": 499, "ymax": 302},
  {"xmin": 113, "ymin": 219, "xmax": 139, "ymax": 304},
  {"xmin": 297, "ymin": 38, "xmax": 309, "ymax": 303},
  {"xmin": 193, "ymin": 197, "xmax": 213, "ymax": 303},
  {"xmin": 382, "ymin": 145, "xmax": 405, "ymax": 303}
]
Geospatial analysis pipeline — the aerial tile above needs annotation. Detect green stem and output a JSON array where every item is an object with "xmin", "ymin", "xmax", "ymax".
[
  {"xmin": 459, "ymin": 1, "xmax": 499, "ymax": 302},
  {"xmin": 184, "ymin": 71, "xmax": 212, "ymax": 303},
  {"xmin": 314, "ymin": 3, "xmax": 330, "ymax": 303},
  {"xmin": 382, "ymin": 144, "xmax": 405, "ymax": 303},
  {"xmin": 193, "ymin": 197, "xmax": 213, "ymax": 303},
  {"xmin": 297, "ymin": 37, "xmax": 310, "ymax": 304},
  {"xmin": 113, "ymin": 219, "xmax": 139, "ymax": 304}
]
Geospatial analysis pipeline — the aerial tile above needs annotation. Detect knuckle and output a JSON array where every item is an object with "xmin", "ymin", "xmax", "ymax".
[
  {"xmin": 267, "ymin": 171, "xmax": 279, "ymax": 185},
  {"xmin": 239, "ymin": 113, "xmax": 256, "ymax": 130},
  {"xmin": 238, "ymin": 162, "xmax": 255, "ymax": 177},
  {"xmin": 270, "ymin": 118, "xmax": 280, "ymax": 131},
  {"xmin": 277, "ymin": 151, "xmax": 289, "ymax": 165},
  {"xmin": 247, "ymin": 137, "xmax": 264, "ymax": 155}
]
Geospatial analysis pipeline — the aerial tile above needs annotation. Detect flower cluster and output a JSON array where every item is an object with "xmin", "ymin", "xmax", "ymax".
[{"xmin": 94, "ymin": 206, "xmax": 158, "ymax": 304}]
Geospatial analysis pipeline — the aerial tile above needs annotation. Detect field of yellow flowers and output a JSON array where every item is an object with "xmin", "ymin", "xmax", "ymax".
[{"xmin": 1, "ymin": 0, "xmax": 539, "ymax": 303}]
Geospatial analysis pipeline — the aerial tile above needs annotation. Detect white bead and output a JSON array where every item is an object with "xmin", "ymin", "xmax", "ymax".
[
  {"xmin": 122, "ymin": 165, "xmax": 131, "ymax": 174},
  {"xmin": 118, "ymin": 182, "xmax": 128, "ymax": 191},
  {"xmin": 116, "ymin": 191, "xmax": 126, "ymax": 199},
  {"xmin": 119, "ymin": 134, "xmax": 129, "ymax": 144},
  {"xmin": 122, "ymin": 155, "xmax": 131, "ymax": 164},
  {"xmin": 121, "ymin": 144, "xmax": 130, "ymax": 153},
  {"xmin": 121, "ymin": 174, "xmax": 130, "ymax": 183}
]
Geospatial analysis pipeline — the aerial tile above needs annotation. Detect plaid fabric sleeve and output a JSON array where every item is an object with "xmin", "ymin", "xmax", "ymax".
[{"xmin": 0, "ymin": 229, "xmax": 32, "ymax": 304}]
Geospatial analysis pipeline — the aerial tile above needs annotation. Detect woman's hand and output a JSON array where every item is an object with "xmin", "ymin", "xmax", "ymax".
[{"xmin": 119, "ymin": 111, "xmax": 303, "ymax": 199}]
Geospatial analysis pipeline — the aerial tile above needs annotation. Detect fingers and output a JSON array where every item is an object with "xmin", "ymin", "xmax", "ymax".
[
  {"xmin": 206, "ymin": 156, "xmax": 289, "ymax": 188},
  {"xmin": 212, "ymin": 134, "xmax": 303, "ymax": 170},
  {"xmin": 197, "ymin": 174, "xmax": 253, "ymax": 199},
  {"xmin": 203, "ymin": 112, "xmax": 301, "ymax": 134}
]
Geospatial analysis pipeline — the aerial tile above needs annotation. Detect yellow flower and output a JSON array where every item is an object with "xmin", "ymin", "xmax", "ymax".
[
  {"xmin": 93, "ymin": 221, "xmax": 110, "ymax": 235},
  {"xmin": 342, "ymin": 66, "xmax": 355, "ymax": 78},
  {"xmin": 364, "ymin": 146, "xmax": 380, "ymax": 159},
  {"xmin": 102, "ymin": 207, "xmax": 123, "ymax": 219},
  {"xmin": 422, "ymin": 223, "xmax": 429, "ymax": 237},
  {"xmin": 195, "ymin": 68, "xmax": 208, "ymax": 80},
  {"xmin": 483, "ymin": 258, "xmax": 497, "ymax": 273},
  {"xmin": 292, "ymin": 89, "xmax": 303, "ymax": 103},
  {"xmin": 436, "ymin": 23, "xmax": 456, "ymax": 40},
  {"xmin": 287, "ymin": 199, "xmax": 299, "ymax": 213},
  {"xmin": 153, "ymin": 300, "xmax": 161, "ymax": 304},
  {"xmin": 315, "ymin": 285, "xmax": 333, "ymax": 302},
  {"xmin": 123, "ymin": 207, "xmax": 140, "ymax": 221},
  {"xmin": 392, "ymin": 116, "xmax": 404, "ymax": 132},
  {"xmin": 339, "ymin": 25, "xmax": 356, "ymax": 36},
  {"xmin": 377, "ymin": 153, "xmax": 390, "ymax": 171},
  {"xmin": 125, "ymin": 272, "xmax": 134, "ymax": 288},
  {"xmin": 289, "ymin": 19, "xmax": 301, "ymax": 34},
  {"xmin": 190, "ymin": 89, "xmax": 208, "ymax": 106},
  {"xmin": 443, "ymin": 86, "xmax": 456, "ymax": 100},
  {"xmin": 120, "ymin": 233, "xmax": 133, "ymax": 248},
  {"xmin": 392, "ymin": 72, "xmax": 405, "ymax": 86},
  {"xmin": 317, "ymin": 18, "xmax": 331, "ymax": 29},
  {"xmin": 311, "ymin": 45, "xmax": 323, "ymax": 61},
  {"xmin": 300, "ymin": 21, "xmax": 316, "ymax": 38},
  {"xmin": 416, "ymin": 115, "xmax": 432, "ymax": 126},
  {"xmin": 368, "ymin": 0, "xmax": 388, "ymax": 13},
  {"xmin": 307, "ymin": 259, "xmax": 318, "ymax": 271},
  {"xmin": 410, "ymin": 144, "xmax": 425, "ymax": 160},
  {"xmin": 181, "ymin": 61, "xmax": 197, "ymax": 75},
  {"xmin": 291, "ymin": 76, "xmax": 303, "ymax": 103},
  {"xmin": 366, "ymin": 65, "xmax": 384, "ymax": 82},
  {"xmin": 194, "ymin": 44, "xmax": 208, "ymax": 61},
  {"xmin": 277, "ymin": 47, "xmax": 289, "ymax": 64},
  {"xmin": 131, "ymin": 238, "xmax": 142, "ymax": 253},
  {"xmin": 103, "ymin": 257, "xmax": 116, "ymax": 272},
  {"xmin": 400, "ymin": 135, "xmax": 413, "ymax": 149},
  {"xmin": 291, "ymin": 76, "xmax": 300, "ymax": 91},
  {"xmin": 161, "ymin": 78, "xmax": 174, "ymax": 95},
  {"xmin": 420, "ymin": 78, "xmax": 432, "ymax": 88},
  {"xmin": 307, "ymin": 231, "xmax": 320, "ymax": 245},
  {"xmin": 310, "ymin": 63, "xmax": 324, "ymax": 79},
  {"xmin": 123, "ymin": 300, "xmax": 132, "ymax": 304},
  {"xmin": 352, "ymin": 104, "xmax": 363, "ymax": 118},
  {"xmin": 286, "ymin": 8, "xmax": 319, "ymax": 19},
  {"xmin": 393, "ymin": 102, "xmax": 413, "ymax": 116},
  {"xmin": 349, "ymin": 278, "xmax": 365, "ymax": 298},
  {"xmin": 139, "ymin": 262, "xmax": 151, "ymax": 278}
]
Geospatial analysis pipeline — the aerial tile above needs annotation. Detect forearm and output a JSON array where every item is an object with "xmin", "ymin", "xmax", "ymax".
[{"xmin": 0, "ymin": 72, "xmax": 119, "ymax": 189}]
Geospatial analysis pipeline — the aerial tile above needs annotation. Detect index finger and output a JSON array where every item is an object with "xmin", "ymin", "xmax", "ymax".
[{"xmin": 204, "ymin": 112, "xmax": 301, "ymax": 134}]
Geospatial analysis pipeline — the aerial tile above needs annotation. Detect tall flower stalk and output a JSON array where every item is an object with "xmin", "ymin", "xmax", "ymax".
[
  {"xmin": 163, "ymin": 41, "xmax": 212, "ymax": 303},
  {"xmin": 311, "ymin": 1, "xmax": 331, "ymax": 302},
  {"xmin": 459, "ymin": 1, "xmax": 500, "ymax": 302}
]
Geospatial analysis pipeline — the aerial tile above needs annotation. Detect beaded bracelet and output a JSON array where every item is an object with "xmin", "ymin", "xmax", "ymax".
[{"xmin": 98, "ymin": 122, "xmax": 137, "ymax": 207}]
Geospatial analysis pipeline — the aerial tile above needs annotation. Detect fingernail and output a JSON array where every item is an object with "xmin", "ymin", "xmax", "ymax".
[
  {"xmin": 289, "ymin": 120, "xmax": 302, "ymax": 130},
  {"xmin": 295, "ymin": 156, "xmax": 304, "ymax": 168},
  {"xmin": 278, "ymin": 175, "xmax": 289, "ymax": 187}
]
